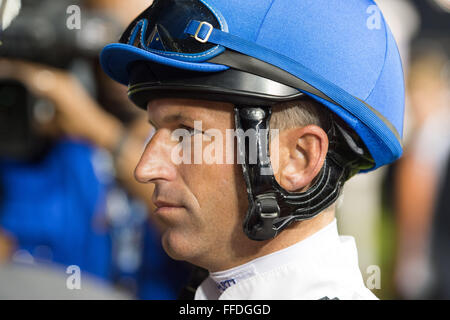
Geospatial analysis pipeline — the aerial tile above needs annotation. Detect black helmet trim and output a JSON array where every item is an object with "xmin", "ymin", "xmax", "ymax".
[{"xmin": 127, "ymin": 61, "xmax": 304, "ymax": 109}]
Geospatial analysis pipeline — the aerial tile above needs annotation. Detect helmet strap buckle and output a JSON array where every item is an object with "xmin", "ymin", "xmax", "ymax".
[{"xmin": 251, "ymin": 194, "xmax": 280, "ymax": 240}]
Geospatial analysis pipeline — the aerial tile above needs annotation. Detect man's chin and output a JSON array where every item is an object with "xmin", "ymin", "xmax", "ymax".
[{"xmin": 160, "ymin": 228, "xmax": 201, "ymax": 263}]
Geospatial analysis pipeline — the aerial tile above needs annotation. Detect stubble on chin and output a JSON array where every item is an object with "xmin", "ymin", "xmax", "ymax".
[{"xmin": 158, "ymin": 220, "xmax": 205, "ymax": 265}]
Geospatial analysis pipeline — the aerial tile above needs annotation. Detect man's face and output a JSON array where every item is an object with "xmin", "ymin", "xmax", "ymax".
[{"xmin": 135, "ymin": 98, "xmax": 252, "ymax": 270}]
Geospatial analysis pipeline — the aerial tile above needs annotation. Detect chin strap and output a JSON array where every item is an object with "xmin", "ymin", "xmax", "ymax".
[{"xmin": 235, "ymin": 106, "xmax": 358, "ymax": 241}]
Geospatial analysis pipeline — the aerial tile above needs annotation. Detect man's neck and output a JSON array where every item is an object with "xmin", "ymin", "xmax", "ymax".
[
  {"xmin": 204, "ymin": 214, "xmax": 339, "ymax": 298},
  {"xmin": 208, "ymin": 209, "xmax": 336, "ymax": 273}
]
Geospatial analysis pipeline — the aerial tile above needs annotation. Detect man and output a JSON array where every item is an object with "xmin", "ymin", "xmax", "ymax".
[{"xmin": 100, "ymin": 0, "xmax": 405, "ymax": 299}]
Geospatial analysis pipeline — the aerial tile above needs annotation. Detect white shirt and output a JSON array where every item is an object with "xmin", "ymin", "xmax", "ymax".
[{"xmin": 195, "ymin": 219, "xmax": 378, "ymax": 300}]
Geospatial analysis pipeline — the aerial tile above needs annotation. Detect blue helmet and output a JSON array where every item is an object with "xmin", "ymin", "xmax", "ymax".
[
  {"xmin": 100, "ymin": 0, "xmax": 405, "ymax": 240},
  {"xmin": 101, "ymin": 0, "xmax": 404, "ymax": 171}
]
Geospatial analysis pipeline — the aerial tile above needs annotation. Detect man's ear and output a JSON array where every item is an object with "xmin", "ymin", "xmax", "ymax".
[{"xmin": 272, "ymin": 125, "xmax": 328, "ymax": 192}]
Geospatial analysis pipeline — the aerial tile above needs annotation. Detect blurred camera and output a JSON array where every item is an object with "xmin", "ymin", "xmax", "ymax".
[
  {"xmin": 0, "ymin": 0, "xmax": 121, "ymax": 160},
  {"xmin": 0, "ymin": 0, "xmax": 121, "ymax": 67},
  {"xmin": 0, "ymin": 80, "xmax": 53, "ymax": 160}
]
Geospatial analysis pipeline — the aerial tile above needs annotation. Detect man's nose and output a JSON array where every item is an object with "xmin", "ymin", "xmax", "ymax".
[{"xmin": 134, "ymin": 129, "xmax": 177, "ymax": 184}]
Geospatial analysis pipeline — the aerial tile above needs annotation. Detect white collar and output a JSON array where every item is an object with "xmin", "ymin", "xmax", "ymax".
[
  {"xmin": 208, "ymin": 219, "xmax": 339, "ymax": 295},
  {"xmin": 195, "ymin": 219, "xmax": 376, "ymax": 300}
]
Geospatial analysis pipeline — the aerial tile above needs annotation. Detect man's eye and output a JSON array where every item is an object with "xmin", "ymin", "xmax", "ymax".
[{"xmin": 180, "ymin": 124, "xmax": 203, "ymax": 136}]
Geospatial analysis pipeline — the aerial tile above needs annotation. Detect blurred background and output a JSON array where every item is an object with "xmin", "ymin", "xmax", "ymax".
[
  {"xmin": 0, "ymin": 0, "xmax": 192, "ymax": 299},
  {"xmin": 336, "ymin": 0, "xmax": 450, "ymax": 300},
  {"xmin": 0, "ymin": 0, "xmax": 448, "ymax": 300}
]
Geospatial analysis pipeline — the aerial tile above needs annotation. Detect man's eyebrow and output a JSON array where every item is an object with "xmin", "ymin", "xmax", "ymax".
[{"xmin": 148, "ymin": 113, "xmax": 198, "ymax": 128}]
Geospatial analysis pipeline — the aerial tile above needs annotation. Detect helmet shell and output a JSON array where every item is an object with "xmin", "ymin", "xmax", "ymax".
[{"xmin": 101, "ymin": 0, "xmax": 405, "ymax": 170}]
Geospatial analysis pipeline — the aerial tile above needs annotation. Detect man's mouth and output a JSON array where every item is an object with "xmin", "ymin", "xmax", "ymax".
[{"xmin": 153, "ymin": 199, "xmax": 185, "ymax": 215}]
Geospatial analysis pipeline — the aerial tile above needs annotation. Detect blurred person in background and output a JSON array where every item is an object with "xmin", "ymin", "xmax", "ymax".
[
  {"xmin": 430, "ymin": 152, "xmax": 450, "ymax": 299},
  {"xmin": 393, "ymin": 43, "xmax": 450, "ymax": 299},
  {"xmin": 0, "ymin": 0, "xmax": 189, "ymax": 299},
  {"xmin": 382, "ymin": 0, "xmax": 450, "ymax": 300}
]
